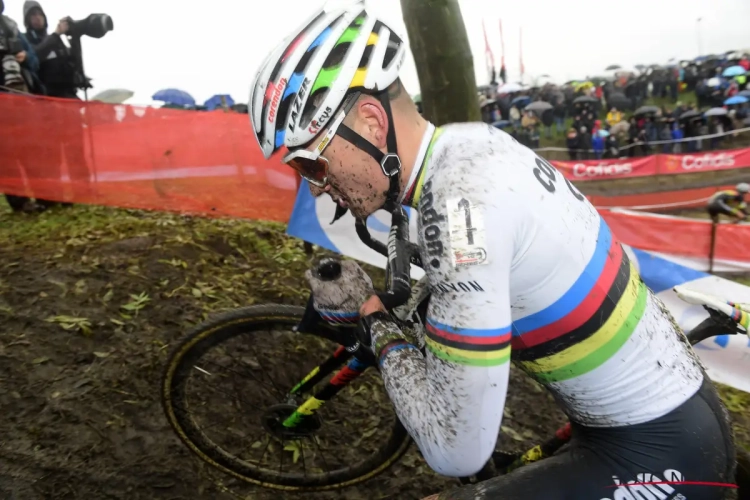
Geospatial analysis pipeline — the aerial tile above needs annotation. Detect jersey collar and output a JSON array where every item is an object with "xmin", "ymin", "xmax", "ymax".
[{"xmin": 400, "ymin": 122, "xmax": 442, "ymax": 208}]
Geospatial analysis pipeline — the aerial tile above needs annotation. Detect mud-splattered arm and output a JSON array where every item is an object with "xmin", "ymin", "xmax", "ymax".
[{"xmin": 375, "ymin": 178, "xmax": 515, "ymax": 477}]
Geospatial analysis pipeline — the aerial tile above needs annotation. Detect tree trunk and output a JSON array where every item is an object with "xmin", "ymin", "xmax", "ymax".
[{"xmin": 400, "ymin": 0, "xmax": 481, "ymax": 125}]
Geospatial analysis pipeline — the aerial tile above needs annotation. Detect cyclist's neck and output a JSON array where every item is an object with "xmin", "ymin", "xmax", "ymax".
[
  {"xmin": 390, "ymin": 110, "xmax": 431, "ymax": 208},
  {"xmin": 400, "ymin": 121, "xmax": 439, "ymax": 208}
]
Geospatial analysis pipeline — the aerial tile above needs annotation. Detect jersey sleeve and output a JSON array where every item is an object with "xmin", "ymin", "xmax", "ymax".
[{"xmin": 378, "ymin": 169, "xmax": 517, "ymax": 477}]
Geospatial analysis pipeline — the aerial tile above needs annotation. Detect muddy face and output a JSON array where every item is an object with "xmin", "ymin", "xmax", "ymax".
[{"xmin": 310, "ymin": 134, "xmax": 390, "ymax": 219}]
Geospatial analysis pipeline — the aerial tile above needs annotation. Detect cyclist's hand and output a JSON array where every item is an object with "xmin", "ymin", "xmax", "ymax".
[
  {"xmin": 305, "ymin": 260, "xmax": 373, "ymax": 325},
  {"xmin": 360, "ymin": 295, "xmax": 386, "ymax": 317}
]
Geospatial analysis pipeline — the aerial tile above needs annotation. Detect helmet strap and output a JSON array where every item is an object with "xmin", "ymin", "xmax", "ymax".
[{"xmin": 335, "ymin": 90, "xmax": 402, "ymax": 212}]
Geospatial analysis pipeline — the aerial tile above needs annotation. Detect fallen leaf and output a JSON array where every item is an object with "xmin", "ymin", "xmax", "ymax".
[
  {"xmin": 93, "ymin": 352, "xmax": 111, "ymax": 358},
  {"xmin": 32, "ymin": 357, "xmax": 50, "ymax": 365}
]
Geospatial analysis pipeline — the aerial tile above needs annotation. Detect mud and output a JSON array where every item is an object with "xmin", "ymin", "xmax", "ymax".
[{"xmin": 0, "ymin": 204, "xmax": 747, "ymax": 499}]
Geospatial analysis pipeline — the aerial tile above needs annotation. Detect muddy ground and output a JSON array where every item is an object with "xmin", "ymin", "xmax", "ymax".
[{"xmin": 1, "ymin": 203, "xmax": 749, "ymax": 500}]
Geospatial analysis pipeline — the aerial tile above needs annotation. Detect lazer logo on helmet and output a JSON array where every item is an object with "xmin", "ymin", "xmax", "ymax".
[
  {"xmin": 309, "ymin": 107, "xmax": 333, "ymax": 134},
  {"xmin": 288, "ymin": 78, "xmax": 310, "ymax": 133},
  {"xmin": 267, "ymin": 78, "xmax": 288, "ymax": 123}
]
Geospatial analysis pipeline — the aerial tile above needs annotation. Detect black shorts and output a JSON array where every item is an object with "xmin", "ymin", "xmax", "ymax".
[
  {"xmin": 708, "ymin": 205, "xmax": 734, "ymax": 220},
  {"xmin": 438, "ymin": 377, "xmax": 736, "ymax": 500}
]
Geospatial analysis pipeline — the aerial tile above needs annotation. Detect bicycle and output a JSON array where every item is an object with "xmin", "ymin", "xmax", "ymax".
[{"xmin": 161, "ymin": 207, "xmax": 750, "ymax": 496}]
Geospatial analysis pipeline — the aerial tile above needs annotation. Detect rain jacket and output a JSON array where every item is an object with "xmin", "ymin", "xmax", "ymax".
[{"xmin": 23, "ymin": 0, "xmax": 76, "ymax": 96}]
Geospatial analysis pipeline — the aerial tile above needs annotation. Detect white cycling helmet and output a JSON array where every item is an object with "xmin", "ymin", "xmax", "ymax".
[
  {"xmin": 250, "ymin": 0, "xmax": 407, "ymax": 159},
  {"xmin": 737, "ymin": 183, "xmax": 750, "ymax": 194}
]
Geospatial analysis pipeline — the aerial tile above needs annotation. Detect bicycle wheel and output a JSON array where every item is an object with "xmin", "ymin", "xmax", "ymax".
[
  {"xmin": 737, "ymin": 448, "xmax": 750, "ymax": 500},
  {"xmin": 161, "ymin": 305, "xmax": 411, "ymax": 492}
]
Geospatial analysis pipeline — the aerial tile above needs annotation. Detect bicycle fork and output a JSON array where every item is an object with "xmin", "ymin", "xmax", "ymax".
[{"xmin": 282, "ymin": 345, "xmax": 370, "ymax": 428}]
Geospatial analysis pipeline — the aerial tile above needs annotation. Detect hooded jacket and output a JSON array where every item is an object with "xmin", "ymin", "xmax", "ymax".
[
  {"xmin": 0, "ymin": 0, "xmax": 39, "ymax": 87},
  {"xmin": 23, "ymin": 0, "xmax": 76, "ymax": 94}
]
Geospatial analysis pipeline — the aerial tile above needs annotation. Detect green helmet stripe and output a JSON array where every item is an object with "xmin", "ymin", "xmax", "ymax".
[{"xmin": 310, "ymin": 17, "xmax": 365, "ymax": 95}]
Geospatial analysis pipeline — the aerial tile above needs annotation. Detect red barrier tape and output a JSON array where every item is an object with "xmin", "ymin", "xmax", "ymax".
[
  {"xmin": 0, "ymin": 94, "xmax": 297, "ymax": 222},
  {"xmin": 600, "ymin": 209, "xmax": 750, "ymax": 264},
  {"xmin": 1, "ymin": 94, "xmax": 749, "ymax": 222}
]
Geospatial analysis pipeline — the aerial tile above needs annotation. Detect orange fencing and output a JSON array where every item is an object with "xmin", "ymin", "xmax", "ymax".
[{"xmin": 0, "ymin": 93, "xmax": 298, "ymax": 222}]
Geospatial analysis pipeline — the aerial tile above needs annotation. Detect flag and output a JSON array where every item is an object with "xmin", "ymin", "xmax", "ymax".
[
  {"xmin": 519, "ymin": 27, "xmax": 525, "ymax": 81},
  {"xmin": 482, "ymin": 20, "xmax": 495, "ymax": 82},
  {"xmin": 498, "ymin": 19, "xmax": 505, "ymax": 68}
]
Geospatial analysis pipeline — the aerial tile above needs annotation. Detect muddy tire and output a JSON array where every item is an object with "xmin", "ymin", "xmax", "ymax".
[
  {"xmin": 737, "ymin": 448, "xmax": 750, "ymax": 500},
  {"xmin": 161, "ymin": 305, "xmax": 411, "ymax": 492}
]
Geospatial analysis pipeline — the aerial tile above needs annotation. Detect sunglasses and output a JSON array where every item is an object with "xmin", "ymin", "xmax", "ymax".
[{"xmin": 282, "ymin": 92, "xmax": 360, "ymax": 188}]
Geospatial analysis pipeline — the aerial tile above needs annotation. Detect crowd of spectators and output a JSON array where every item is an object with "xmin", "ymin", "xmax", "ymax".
[{"xmin": 479, "ymin": 50, "xmax": 750, "ymax": 161}]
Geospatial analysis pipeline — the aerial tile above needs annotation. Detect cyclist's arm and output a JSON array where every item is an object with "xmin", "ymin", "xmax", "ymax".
[{"xmin": 378, "ymin": 179, "xmax": 515, "ymax": 477}]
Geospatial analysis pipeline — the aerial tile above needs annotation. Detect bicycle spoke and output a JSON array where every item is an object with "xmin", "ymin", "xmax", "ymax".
[
  {"xmin": 246, "ymin": 345, "xmax": 286, "ymax": 397},
  {"xmin": 278, "ymin": 438, "xmax": 285, "ymax": 473},
  {"xmin": 310, "ymin": 435, "xmax": 332, "ymax": 472},
  {"xmin": 300, "ymin": 441, "xmax": 308, "ymax": 477}
]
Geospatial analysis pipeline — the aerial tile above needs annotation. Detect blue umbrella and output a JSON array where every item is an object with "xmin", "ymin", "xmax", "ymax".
[
  {"xmin": 739, "ymin": 90, "xmax": 750, "ymax": 98},
  {"xmin": 152, "ymin": 88, "xmax": 196, "ymax": 107},
  {"xmin": 511, "ymin": 96, "xmax": 531, "ymax": 107},
  {"xmin": 725, "ymin": 95, "xmax": 749, "ymax": 105},
  {"xmin": 204, "ymin": 94, "xmax": 235, "ymax": 110},
  {"xmin": 722, "ymin": 65, "xmax": 746, "ymax": 78}
]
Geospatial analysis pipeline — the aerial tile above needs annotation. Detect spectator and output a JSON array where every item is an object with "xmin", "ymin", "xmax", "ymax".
[
  {"xmin": 627, "ymin": 117, "xmax": 639, "ymax": 157},
  {"xmin": 604, "ymin": 132, "xmax": 620, "ymax": 159},
  {"xmin": 553, "ymin": 98, "xmax": 566, "ymax": 134},
  {"xmin": 509, "ymin": 105, "xmax": 521, "ymax": 127},
  {"xmin": 566, "ymin": 128, "xmax": 579, "ymax": 160},
  {"xmin": 579, "ymin": 126, "xmax": 592, "ymax": 160},
  {"xmin": 606, "ymin": 107, "xmax": 623, "ymax": 127},
  {"xmin": 0, "ymin": 0, "xmax": 40, "ymax": 212},
  {"xmin": 592, "ymin": 131, "xmax": 605, "ymax": 160},
  {"xmin": 659, "ymin": 122, "xmax": 672, "ymax": 153},
  {"xmin": 671, "ymin": 122, "xmax": 684, "ymax": 153},
  {"xmin": 22, "ymin": 1, "xmax": 91, "ymax": 204},
  {"xmin": 540, "ymin": 108, "xmax": 553, "ymax": 139}
]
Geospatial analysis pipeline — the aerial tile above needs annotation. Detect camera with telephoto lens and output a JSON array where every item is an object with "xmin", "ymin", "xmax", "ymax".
[
  {"xmin": 59, "ymin": 14, "xmax": 113, "ymax": 90},
  {"xmin": 63, "ymin": 13, "xmax": 113, "ymax": 39}
]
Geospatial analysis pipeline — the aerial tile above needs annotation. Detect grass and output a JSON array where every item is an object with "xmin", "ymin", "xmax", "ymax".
[{"xmin": 2, "ymin": 200, "xmax": 749, "ymax": 459}]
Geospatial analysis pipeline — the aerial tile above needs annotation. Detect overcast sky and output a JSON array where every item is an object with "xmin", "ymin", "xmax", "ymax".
[{"xmin": 5, "ymin": 0, "xmax": 750, "ymax": 106}]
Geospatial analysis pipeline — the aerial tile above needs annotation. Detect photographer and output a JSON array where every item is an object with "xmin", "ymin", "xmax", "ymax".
[
  {"xmin": 21, "ymin": 1, "xmax": 106, "ymax": 206},
  {"xmin": 23, "ymin": 1, "xmax": 78, "ymax": 98}
]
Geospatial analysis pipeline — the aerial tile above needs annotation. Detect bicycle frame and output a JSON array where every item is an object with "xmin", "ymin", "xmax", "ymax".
[{"xmin": 280, "ymin": 295, "xmax": 378, "ymax": 429}]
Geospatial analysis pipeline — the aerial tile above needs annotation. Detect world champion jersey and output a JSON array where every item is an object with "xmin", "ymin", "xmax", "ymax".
[{"xmin": 378, "ymin": 122, "xmax": 705, "ymax": 478}]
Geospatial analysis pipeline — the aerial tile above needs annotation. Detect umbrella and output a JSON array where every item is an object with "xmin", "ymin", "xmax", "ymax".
[
  {"xmin": 634, "ymin": 64, "xmax": 647, "ymax": 71},
  {"xmin": 573, "ymin": 95, "xmax": 598, "ymax": 104},
  {"xmin": 705, "ymin": 107, "xmax": 728, "ymax": 117},
  {"xmin": 679, "ymin": 110, "xmax": 702, "ymax": 121},
  {"xmin": 738, "ymin": 90, "xmax": 750, "ymax": 97},
  {"xmin": 204, "ymin": 94, "xmax": 235, "ymax": 110},
  {"xmin": 152, "ymin": 88, "xmax": 195, "ymax": 107},
  {"xmin": 497, "ymin": 82, "xmax": 523, "ymax": 94},
  {"xmin": 492, "ymin": 120, "xmax": 511, "ymax": 129},
  {"xmin": 608, "ymin": 93, "xmax": 630, "ymax": 109},
  {"xmin": 597, "ymin": 129, "xmax": 611, "ymax": 138},
  {"xmin": 722, "ymin": 65, "xmax": 746, "ymax": 78},
  {"xmin": 724, "ymin": 95, "xmax": 749, "ymax": 105},
  {"xmin": 91, "ymin": 88, "xmax": 134, "ymax": 104},
  {"xmin": 480, "ymin": 98, "xmax": 497, "ymax": 108},
  {"xmin": 707, "ymin": 77, "xmax": 722, "ymax": 87},
  {"xmin": 605, "ymin": 64, "xmax": 622, "ymax": 71},
  {"xmin": 511, "ymin": 96, "xmax": 531, "ymax": 107},
  {"xmin": 526, "ymin": 101, "xmax": 553, "ymax": 112},
  {"xmin": 634, "ymin": 105, "xmax": 660, "ymax": 116}
]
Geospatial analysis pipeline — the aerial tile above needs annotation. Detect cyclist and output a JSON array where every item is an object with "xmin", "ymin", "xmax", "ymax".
[
  {"xmin": 707, "ymin": 183, "xmax": 749, "ymax": 223},
  {"xmin": 249, "ymin": 3, "xmax": 735, "ymax": 498}
]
